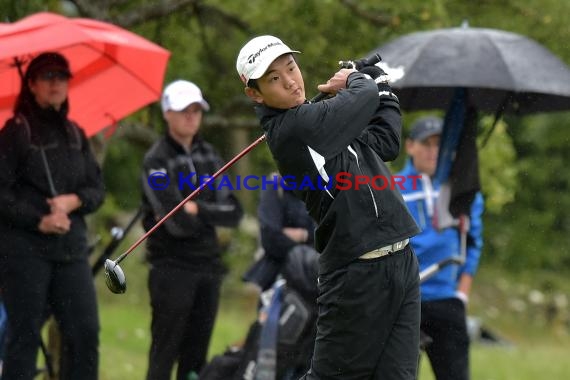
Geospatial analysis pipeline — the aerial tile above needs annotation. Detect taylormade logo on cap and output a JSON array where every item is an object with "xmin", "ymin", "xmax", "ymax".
[
  {"xmin": 236, "ymin": 35, "xmax": 300, "ymax": 84},
  {"xmin": 247, "ymin": 41, "xmax": 283, "ymax": 64}
]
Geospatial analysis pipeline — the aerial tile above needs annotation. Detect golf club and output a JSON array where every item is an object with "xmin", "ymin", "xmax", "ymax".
[
  {"xmin": 104, "ymin": 55, "xmax": 384, "ymax": 294},
  {"xmin": 104, "ymin": 134, "xmax": 267, "ymax": 293},
  {"xmin": 93, "ymin": 207, "xmax": 143, "ymax": 275},
  {"xmin": 311, "ymin": 53, "xmax": 382, "ymax": 102}
]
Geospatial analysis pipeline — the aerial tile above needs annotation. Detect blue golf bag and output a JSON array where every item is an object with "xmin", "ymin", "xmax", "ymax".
[{"xmin": 199, "ymin": 245, "xmax": 318, "ymax": 380}]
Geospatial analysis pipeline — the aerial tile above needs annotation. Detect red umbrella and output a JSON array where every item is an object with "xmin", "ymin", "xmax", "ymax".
[{"xmin": 0, "ymin": 12, "xmax": 170, "ymax": 137}]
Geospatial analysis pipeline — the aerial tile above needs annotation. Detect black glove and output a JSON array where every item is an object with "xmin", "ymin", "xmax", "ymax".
[
  {"xmin": 359, "ymin": 65, "xmax": 389, "ymax": 83},
  {"xmin": 358, "ymin": 65, "xmax": 398, "ymax": 103}
]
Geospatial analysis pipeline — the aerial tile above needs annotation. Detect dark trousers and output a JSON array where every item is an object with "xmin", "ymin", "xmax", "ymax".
[
  {"xmin": 420, "ymin": 298, "xmax": 469, "ymax": 380},
  {"xmin": 146, "ymin": 264, "xmax": 222, "ymax": 380},
  {"xmin": 301, "ymin": 245, "xmax": 420, "ymax": 380},
  {"xmin": 0, "ymin": 255, "xmax": 99, "ymax": 380}
]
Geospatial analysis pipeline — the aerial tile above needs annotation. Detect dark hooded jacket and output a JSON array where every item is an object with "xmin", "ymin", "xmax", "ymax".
[
  {"xmin": 0, "ymin": 100, "xmax": 105, "ymax": 261},
  {"xmin": 255, "ymin": 71, "xmax": 420, "ymax": 274}
]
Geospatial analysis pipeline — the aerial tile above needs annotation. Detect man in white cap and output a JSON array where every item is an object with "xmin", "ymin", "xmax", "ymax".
[
  {"xmin": 140, "ymin": 80, "xmax": 243, "ymax": 380},
  {"xmin": 236, "ymin": 35, "xmax": 421, "ymax": 379}
]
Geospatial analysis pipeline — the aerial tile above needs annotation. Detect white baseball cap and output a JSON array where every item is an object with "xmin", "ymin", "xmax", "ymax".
[
  {"xmin": 161, "ymin": 80, "xmax": 210, "ymax": 112},
  {"xmin": 236, "ymin": 35, "xmax": 300, "ymax": 84}
]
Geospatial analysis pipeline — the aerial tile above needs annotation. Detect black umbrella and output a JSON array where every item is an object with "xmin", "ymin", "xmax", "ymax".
[
  {"xmin": 369, "ymin": 24, "xmax": 570, "ymax": 115},
  {"xmin": 366, "ymin": 24, "xmax": 570, "ymax": 262}
]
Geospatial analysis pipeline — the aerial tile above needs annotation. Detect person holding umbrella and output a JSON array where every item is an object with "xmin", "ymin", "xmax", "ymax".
[
  {"xmin": 141, "ymin": 80, "xmax": 243, "ymax": 380},
  {"xmin": 397, "ymin": 116, "xmax": 484, "ymax": 380},
  {"xmin": 0, "ymin": 52, "xmax": 105, "ymax": 379},
  {"xmin": 236, "ymin": 35, "xmax": 421, "ymax": 380}
]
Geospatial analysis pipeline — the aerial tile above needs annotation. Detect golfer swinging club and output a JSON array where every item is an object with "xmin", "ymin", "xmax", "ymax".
[{"xmin": 236, "ymin": 35, "xmax": 421, "ymax": 379}]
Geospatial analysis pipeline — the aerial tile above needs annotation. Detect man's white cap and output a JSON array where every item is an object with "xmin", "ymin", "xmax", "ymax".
[
  {"xmin": 161, "ymin": 80, "xmax": 210, "ymax": 112},
  {"xmin": 236, "ymin": 35, "xmax": 300, "ymax": 84}
]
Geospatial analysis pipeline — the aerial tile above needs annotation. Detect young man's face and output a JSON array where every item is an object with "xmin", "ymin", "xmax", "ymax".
[
  {"xmin": 245, "ymin": 54, "xmax": 305, "ymax": 109},
  {"xmin": 405, "ymin": 134, "xmax": 440, "ymax": 176},
  {"xmin": 164, "ymin": 103, "xmax": 203, "ymax": 141}
]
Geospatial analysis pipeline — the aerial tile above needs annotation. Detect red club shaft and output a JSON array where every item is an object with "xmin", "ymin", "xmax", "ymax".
[{"xmin": 113, "ymin": 134, "xmax": 266, "ymax": 265}]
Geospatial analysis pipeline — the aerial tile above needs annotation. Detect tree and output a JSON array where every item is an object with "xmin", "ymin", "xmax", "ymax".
[{"xmin": 2, "ymin": 0, "xmax": 570, "ymax": 271}]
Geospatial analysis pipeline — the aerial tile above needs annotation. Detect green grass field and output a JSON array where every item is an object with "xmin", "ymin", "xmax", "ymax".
[{"xmin": 87, "ymin": 254, "xmax": 570, "ymax": 380}]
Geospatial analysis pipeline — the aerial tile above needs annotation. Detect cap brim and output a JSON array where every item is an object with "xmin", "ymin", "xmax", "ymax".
[
  {"xmin": 412, "ymin": 129, "xmax": 442, "ymax": 141},
  {"xmin": 248, "ymin": 48, "xmax": 301, "ymax": 81},
  {"xmin": 37, "ymin": 65, "xmax": 73, "ymax": 78},
  {"xmin": 169, "ymin": 99, "xmax": 210, "ymax": 112}
]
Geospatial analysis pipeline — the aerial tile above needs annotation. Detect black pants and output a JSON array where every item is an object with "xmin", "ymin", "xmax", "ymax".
[
  {"xmin": 0, "ymin": 255, "xmax": 99, "ymax": 380},
  {"xmin": 420, "ymin": 298, "xmax": 469, "ymax": 380},
  {"xmin": 146, "ymin": 264, "xmax": 222, "ymax": 380},
  {"xmin": 301, "ymin": 245, "xmax": 420, "ymax": 380}
]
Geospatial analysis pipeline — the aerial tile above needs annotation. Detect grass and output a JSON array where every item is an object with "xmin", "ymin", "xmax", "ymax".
[
  {"xmin": 93, "ymin": 241, "xmax": 260, "ymax": 380},
  {"xmin": 418, "ymin": 342, "xmax": 570, "ymax": 380},
  {"xmin": 35, "ymin": 227, "xmax": 569, "ymax": 379}
]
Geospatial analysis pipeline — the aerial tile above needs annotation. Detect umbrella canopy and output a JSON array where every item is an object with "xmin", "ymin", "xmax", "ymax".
[
  {"xmin": 370, "ymin": 25, "xmax": 570, "ymax": 115},
  {"xmin": 0, "ymin": 12, "xmax": 170, "ymax": 136}
]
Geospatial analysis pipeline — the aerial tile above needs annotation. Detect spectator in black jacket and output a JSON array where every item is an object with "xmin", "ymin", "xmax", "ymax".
[
  {"xmin": 141, "ymin": 80, "xmax": 243, "ymax": 380},
  {"xmin": 0, "ymin": 52, "xmax": 105, "ymax": 380},
  {"xmin": 236, "ymin": 35, "xmax": 421, "ymax": 380}
]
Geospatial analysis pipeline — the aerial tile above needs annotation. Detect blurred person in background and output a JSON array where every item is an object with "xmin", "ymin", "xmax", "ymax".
[
  {"xmin": 243, "ymin": 173, "xmax": 316, "ymax": 293},
  {"xmin": 0, "ymin": 52, "xmax": 105, "ymax": 380},
  {"xmin": 141, "ymin": 80, "xmax": 243, "ymax": 380},
  {"xmin": 397, "ymin": 116, "xmax": 484, "ymax": 380}
]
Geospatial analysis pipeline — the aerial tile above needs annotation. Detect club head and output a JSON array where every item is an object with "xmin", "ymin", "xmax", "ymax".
[{"xmin": 104, "ymin": 259, "xmax": 126, "ymax": 294}]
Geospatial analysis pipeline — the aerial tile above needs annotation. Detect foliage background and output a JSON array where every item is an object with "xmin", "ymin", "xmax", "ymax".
[{"xmin": 3, "ymin": 0, "xmax": 567, "ymax": 270}]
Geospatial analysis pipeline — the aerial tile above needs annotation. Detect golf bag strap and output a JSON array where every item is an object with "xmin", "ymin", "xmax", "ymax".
[{"xmin": 255, "ymin": 282, "xmax": 284, "ymax": 380}]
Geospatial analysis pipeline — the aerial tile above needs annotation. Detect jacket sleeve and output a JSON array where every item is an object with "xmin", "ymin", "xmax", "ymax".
[
  {"xmin": 75, "ymin": 128, "xmax": 105, "ymax": 215},
  {"xmin": 258, "ymin": 187, "xmax": 296, "ymax": 262},
  {"xmin": 0, "ymin": 119, "xmax": 44, "ymax": 230},
  {"xmin": 291, "ymin": 72, "xmax": 381, "ymax": 159},
  {"xmin": 460, "ymin": 192, "xmax": 484, "ymax": 276},
  {"xmin": 357, "ymin": 86, "xmax": 402, "ymax": 162},
  {"xmin": 196, "ymin": 194, "xmax": 243, "ymax": 227}
]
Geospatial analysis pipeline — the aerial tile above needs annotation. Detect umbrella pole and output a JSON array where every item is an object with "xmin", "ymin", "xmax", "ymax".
[
  {"xmin": 480, "ymin": 92, "xmax": 511, "ymax": 148},
  {"xmin": 13, "ymin": 57, "xmax": 25, "ymax": 79}
]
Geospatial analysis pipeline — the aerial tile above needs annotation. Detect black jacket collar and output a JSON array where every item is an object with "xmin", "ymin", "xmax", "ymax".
[{"xmin": 164, "ymin": 131, "xmax": 204, "ymax": 155}]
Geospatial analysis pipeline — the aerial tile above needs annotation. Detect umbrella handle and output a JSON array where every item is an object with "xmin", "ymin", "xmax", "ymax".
[{"xmin": 480, "ymin": 92, "xmax": 511, "ymax": 148}]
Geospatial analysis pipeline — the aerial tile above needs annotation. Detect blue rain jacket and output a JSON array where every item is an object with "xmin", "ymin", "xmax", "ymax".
[{"xmin": 397, "ymin": 159, "xmax": 484, "ymax": 301}]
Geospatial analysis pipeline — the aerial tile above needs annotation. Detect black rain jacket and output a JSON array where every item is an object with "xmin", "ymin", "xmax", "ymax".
[
  {"xmin": 255, "ymin": 71, "xmax": 420, "ymax": 274},
  {"xmin": 0, "ymin": 101, "xmax": 105, "ymax": 261},
  {"xmin": 141, "ymin": 133, "xmax": 243, "ymax": 271}
]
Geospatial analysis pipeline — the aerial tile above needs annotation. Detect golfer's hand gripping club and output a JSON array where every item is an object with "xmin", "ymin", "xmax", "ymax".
[
  {"xmin": 338, "ymin": 53, "xmax": 382, "ymax": 70},
  {"xmin": 312, "ymin": 53, "xmax": 383, "ymax": 102}
]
